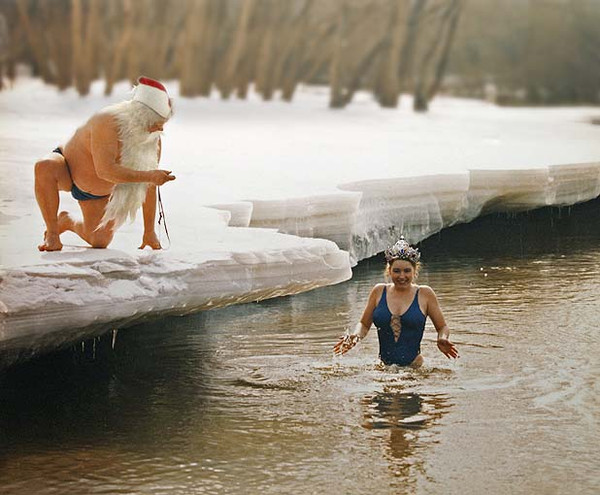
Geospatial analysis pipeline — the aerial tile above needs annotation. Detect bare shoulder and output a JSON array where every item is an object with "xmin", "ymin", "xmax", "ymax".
[
  {"xmin": 371, "ymin": 283, "xmax": 387, "ymax": 295},
  {"xmin": 89, "ymin": 112, "xmax": 120, "ymax": 139},
  {"xmin": 418, "ymin": 285, "xmax": 437, "ymax": 298},
  {"xmin": 368, "ymin": 283, "xmax": 386, "ymax": 303},
  {"xmin": 89, "ymin": 110, "xmax": 116, "ymax": 125}
]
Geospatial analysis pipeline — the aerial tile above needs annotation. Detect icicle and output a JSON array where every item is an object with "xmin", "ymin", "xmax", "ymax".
[{"xmin": 111, "ymin": 329, "xmax": 118, "ymax": 350}]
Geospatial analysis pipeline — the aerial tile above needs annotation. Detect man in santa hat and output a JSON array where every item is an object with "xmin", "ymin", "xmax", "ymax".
[{"xmin": 34, "ymin": 76, "xmax": 176, "ymax": 251}]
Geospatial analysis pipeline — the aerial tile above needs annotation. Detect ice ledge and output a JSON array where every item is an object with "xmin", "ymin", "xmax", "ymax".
[
  {"xmin": 0, "ymin": 231, "xmax": 351, "ymax": 366},
  {"xmin": 245, "ymin": 162, "xmax": 600, "ymax": 263}
]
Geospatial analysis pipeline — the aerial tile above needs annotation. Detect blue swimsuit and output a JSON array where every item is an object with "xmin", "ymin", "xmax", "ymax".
[{"xmin": 373, "ymin": 286, "xmax": 426, "ymax": 366}]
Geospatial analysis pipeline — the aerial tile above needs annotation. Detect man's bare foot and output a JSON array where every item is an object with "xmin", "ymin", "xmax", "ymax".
[
  {"xmin": 38, "ymin": 231, "xmax": 63, "ymax": 251},
  {"xmin": 57, "ymin": 211, "xmax": 74, "ymax": 234}
]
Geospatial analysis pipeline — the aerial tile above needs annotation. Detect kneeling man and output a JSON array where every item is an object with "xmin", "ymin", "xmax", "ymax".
[{"xmin": 35, "ymin": 76, "xmax": 176, "ymax": 251}]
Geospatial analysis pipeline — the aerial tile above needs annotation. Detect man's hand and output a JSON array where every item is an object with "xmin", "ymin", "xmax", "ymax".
[
  {"xmin": 139, "ymin": 230, "xmax": 162, "ymax": 250},
  {"xmin": 148, "ymin": 169, "xmax": 176, "ymax": 186}
]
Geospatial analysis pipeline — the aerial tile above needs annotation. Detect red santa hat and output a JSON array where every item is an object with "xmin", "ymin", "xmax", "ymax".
[{"xmin": 132, "ymin": 76, "xmax": 171, "ymax": 119}]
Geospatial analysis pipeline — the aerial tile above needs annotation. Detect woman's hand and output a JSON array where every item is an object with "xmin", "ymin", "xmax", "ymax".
[
  {"xmin": 437, "ymin": 338, "xmax": 459, "ymax": 359},
  {"xmin": 333, "ymin": 334, "xmax": 361, "ymax": 356}
]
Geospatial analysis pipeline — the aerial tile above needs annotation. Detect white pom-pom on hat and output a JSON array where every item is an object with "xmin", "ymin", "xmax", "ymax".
[{"xmin": 132, "ymin": 76, "xmax": 171, "ymax": 119}]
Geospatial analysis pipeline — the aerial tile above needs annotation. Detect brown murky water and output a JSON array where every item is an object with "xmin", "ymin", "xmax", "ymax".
[{"xmin": 1, "ymin": 204, "xmax": 599, "ymax": 494}]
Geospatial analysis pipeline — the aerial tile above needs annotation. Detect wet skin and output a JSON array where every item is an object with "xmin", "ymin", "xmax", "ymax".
[{"xmin": 334, "ymin": 259, "xmax": 459, "ymax": 362}]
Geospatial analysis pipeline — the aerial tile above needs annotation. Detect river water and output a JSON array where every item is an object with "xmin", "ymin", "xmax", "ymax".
[{"xmin": 1, "ymin": 202, "xmax": 599, "ymax": 494}]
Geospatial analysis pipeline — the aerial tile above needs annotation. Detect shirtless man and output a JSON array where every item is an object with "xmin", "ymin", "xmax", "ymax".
[{"xmin": 34, "ymin": 76, "xmax": 176, "ymax": 251}]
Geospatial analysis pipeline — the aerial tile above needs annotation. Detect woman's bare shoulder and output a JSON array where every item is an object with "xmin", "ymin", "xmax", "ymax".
[
  {"xmin": 418, "ymin": 285, "xmax": 437, "ymax": 297},
  {"xmin": 369, "ymin": 283, "xmax": 387, "ymax": 299}
]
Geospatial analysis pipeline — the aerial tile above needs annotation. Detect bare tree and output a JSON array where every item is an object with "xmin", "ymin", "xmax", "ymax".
[
  {"xmin": 413, "ymin": 0, "xmax": 463, "ymax": 111},
  {"xmin": 396, "ymin": 0, "xmax": 427, "ymax": 98},
  {"xmin": 17, "ymin": 0, "xmax": 53, "ymax": 82},
  {"xmin": 373, "ymin": 0, "xmax": 408, "ymax": 107},
  {"xmin": 329, "ymin": 1, "xmax": 348, "ymax": 108}
]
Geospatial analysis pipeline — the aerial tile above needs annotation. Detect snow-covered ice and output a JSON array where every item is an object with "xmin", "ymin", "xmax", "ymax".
[{"xmin": 1, "ymin": 78, "xmax": 599, "ymax": 364}]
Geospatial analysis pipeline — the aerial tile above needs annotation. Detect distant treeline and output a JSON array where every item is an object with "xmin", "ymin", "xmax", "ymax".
[
  {"xmin": 1, "ymin": 0, "xmax": 462, "ymax": 110},
  {"xmin": 448, "ymin": 0, "xmax": 600, "ymax": 106},
  {"xmin": 1, "ymin": 0, "xmax": 599, "ymax": 108}
]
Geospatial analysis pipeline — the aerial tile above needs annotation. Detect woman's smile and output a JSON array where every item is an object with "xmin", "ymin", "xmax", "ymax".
[{"xmin": 390, "ymin": 259, "xmax": 415, "ymax": 287}]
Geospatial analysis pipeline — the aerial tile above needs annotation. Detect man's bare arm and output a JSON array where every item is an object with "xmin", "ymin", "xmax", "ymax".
[
  {"xmin": 91, "ymin": 115, "xmax": 175, "ymax": 185},
  {"xmin": 139, "ymin": 185, "xmax": 161, "ymax": 250}
]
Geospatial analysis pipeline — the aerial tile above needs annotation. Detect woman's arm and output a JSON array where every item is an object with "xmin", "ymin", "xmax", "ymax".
[
  {"xmin": 422, "ymin": 286, "xmax": 459, "ymax": 359},
  {"xmin": 333, "ymin": 284, "xmax": 382, "ymax": 355}
]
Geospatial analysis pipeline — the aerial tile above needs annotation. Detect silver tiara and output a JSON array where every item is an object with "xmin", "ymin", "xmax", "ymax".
[{"xmin": 384, "ymin": 236, "xmax": 421, "ymax": 263}]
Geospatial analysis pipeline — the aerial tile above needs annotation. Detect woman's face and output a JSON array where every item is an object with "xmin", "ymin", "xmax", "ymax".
[{"xmin": 389, "ymin": 259, "xmax": 415, "ymax": 287}]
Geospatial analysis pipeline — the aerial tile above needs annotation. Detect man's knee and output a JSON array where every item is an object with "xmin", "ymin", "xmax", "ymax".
[
  {"xmin": 35, "ymin": 158, "xmax": 65, "ymax": 182},
  {"xmin": 89, "ymin": 229, "xmax": 114, "ymax": 249},
  {"xmin": 34, "ymin": 159, "xmax": 54, "ymax": 179},
  {"xmin": 35, "ymin": 157, "xmax": 71, "ymax": 191}
]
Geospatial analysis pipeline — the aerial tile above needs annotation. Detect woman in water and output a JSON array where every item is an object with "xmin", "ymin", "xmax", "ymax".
[{"xmin": 334, "ymin": 237, "xmax": 459, "ymax": 366}]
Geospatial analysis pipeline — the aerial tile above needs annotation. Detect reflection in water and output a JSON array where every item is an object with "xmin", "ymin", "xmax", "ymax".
[
  {"xmin": 0, "ymin": 313, "xmax": 213, "ymax": 451},
  {"xmin": 362, "ymin": 386, "xmax": 451, "ymax": 489}
]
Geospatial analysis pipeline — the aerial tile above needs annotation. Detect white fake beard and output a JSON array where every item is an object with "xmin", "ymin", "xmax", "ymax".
[{"xmin": 98, "ymin": 101, "xmax": 161, "ymax": 229}]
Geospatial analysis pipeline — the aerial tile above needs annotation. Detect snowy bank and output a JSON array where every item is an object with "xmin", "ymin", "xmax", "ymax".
[
  {"xmin": 1, "ymin": 79, "xmax": 599, "ymax": 364},
  {"xmin": 0, "ymin": 221, "xmax": 350, "ymax": 366}
]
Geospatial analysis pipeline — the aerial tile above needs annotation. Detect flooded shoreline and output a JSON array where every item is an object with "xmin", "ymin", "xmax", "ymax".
[{"xmin": 1, "ymin": 200, "xmax": 599, "ymax": 494}]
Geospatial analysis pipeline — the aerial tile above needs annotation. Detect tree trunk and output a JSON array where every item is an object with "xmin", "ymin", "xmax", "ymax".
[
  {"xmin": 179, "ymin": 0, "xmax": 204, "ymax": 96},
  {"xmin": 105, "ymin": 0, "xmax": 133, "ymax": 95},
  {"xmin": 17, "ymin": 0, "xmax": 52, "ymax": 82},
  {"xmin": 412, "ymin": 2, "xmax": 447, "ymax": 111},
  {"xmin": 255, "ymin": 0, "xmax": 284, "ymax": 101},
  {"xmin": 425, "ymin": 0, "xmax": 463, "ymax": 101},
  {"xmin": 298, "ymin": 21, "xmax": 336, "ymax": 83},
  {"xmin": 397, "ymin": 0, "xmax": 427, "ymax": 98},
  {"xmin": 340, "ymin": 39, "xmax": 384, "ymax": 107},
  {"xmin": 219, "ymin": 0, "xmax": 256, "ymax": 99},
  {"xmin": 71, "ymin": 0, "xmax": 83, "ymax": 90},
  {"xmin": 76, "ymin": 0, "xmax": 101, "ymax": 95},
  {"xmin": 329, "ymin": 1, "xmax": 347, "ymax": 108},
  {"xmin": 373, "ymin": 0, "xmax": 407, "ymax": 107},
  {"xmin": 280, "ymin": 0, "xmax": 314, "ymax": 101}
]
